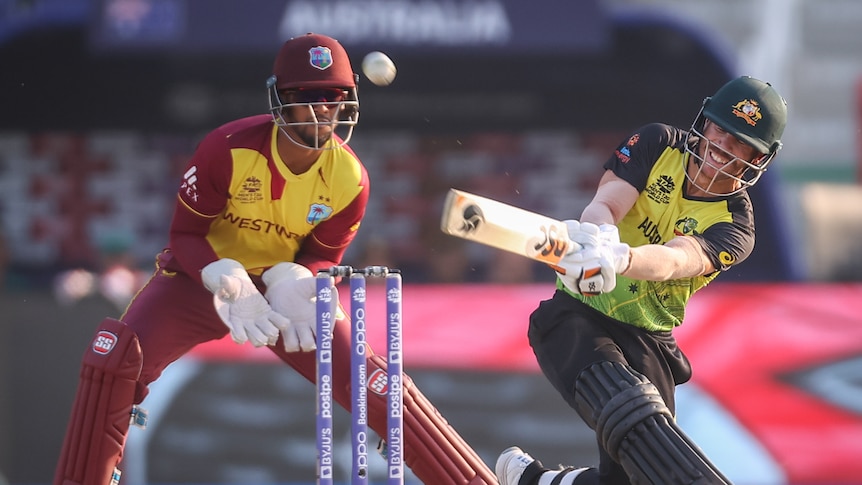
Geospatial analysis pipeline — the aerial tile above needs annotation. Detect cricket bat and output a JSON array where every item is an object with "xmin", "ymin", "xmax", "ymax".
[{"xmin": 440, "ymin": 189, "xmax": 579, "ymax": 266}]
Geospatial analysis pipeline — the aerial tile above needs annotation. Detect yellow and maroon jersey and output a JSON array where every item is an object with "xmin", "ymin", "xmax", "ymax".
[
  {"xmin": 162, "ymin": 115, "xmax": 369, "ymax": 282},
  {"xmin": 561, "ymin": 123, "xmax": 755, "ymax": 332}
]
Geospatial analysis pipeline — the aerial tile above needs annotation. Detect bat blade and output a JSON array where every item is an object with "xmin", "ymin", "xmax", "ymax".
[{"xmin": 440, "ymin": 189, "xmax": 577, "ymax": 265}]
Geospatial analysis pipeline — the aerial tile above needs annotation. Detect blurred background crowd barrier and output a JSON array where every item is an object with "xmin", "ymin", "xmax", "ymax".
[{"xmin": 2, "ymin": 0, "xmax": 861, "ymax": 484}]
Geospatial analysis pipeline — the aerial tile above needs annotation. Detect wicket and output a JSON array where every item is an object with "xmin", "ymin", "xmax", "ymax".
[{"xmin": 315, "ymin": 265, "xmax": 404, "ymax": 485}]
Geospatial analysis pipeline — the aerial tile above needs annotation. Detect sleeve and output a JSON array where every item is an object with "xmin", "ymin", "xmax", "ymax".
[
  {"xmin": 295, "ymin": 174, "xmax": 370, "ymax": 275},
  {"xmin": 603, "ymin": 123, "xmax": 676, "ymax": 192},
  {"xmin": 693, "ymin": 196, "xmax": 756, "ymax": 271},
  {"xmin": 167, "ymin": 129, "xmax": 235, "ymax": 283}
]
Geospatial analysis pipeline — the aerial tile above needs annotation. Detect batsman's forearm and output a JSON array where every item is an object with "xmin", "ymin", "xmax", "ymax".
[
  {"xmin": 624, "ymin": 238, "xmax": 707, "ymax": 281},
  {"xmin": 579, "ymin": 203, "xmax": 616, "ymax": 226},
  {"xmin": 581, "ymin": 173, "xmax": 639, "ymax": 224}
]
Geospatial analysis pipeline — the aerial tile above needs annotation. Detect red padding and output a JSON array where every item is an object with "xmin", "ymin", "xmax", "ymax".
[
  {"xmin": 54, "ymin": 318, "xmax": 143, "ymax": 485},
  {"xmin": 365, "ymin": 355, "xmax": 498, "ymax": 484}
]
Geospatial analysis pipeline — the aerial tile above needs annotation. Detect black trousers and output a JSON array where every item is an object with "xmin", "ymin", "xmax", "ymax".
[{"xmin": 528, "ymin": 290, "xmax": 693, "ymax": 484}]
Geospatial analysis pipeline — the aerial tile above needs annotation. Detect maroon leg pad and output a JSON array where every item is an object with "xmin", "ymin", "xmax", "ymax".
[
  {"xmin": 365, "ymin": 355, "xmax": 498, "ymax": 484},
  {"xmin": 272, "ymin": 314, "xmax": 498, "ymax": 484},
  {"xmin": 54, "ymin": 318, "xmax": 143, "ymax": 485}
]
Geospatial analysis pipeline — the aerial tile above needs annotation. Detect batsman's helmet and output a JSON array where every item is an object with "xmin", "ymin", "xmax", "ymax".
[
  {"xmin": 703, "ymin": 76, "xmax": 786, "ymax": 155},
  {"xmin": 686, "ymin": 76, "xmax": 788, "ymax": 195},
  {"xmin": 267, "ymin": 33, "xmax": 360, "ymax": 149}
]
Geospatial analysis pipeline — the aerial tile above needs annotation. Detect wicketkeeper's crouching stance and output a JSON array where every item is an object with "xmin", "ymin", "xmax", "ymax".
[{"xmin": 54, "ymin": 261, "xmax": 497, "ymax": 485}]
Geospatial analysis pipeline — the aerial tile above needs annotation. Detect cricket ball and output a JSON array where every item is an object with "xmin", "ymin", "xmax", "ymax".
[{"xmin": 361, "ymin": 51, "xmax": 397, "ymax": 86}]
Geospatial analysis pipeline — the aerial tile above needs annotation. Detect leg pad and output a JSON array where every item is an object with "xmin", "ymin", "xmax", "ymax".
[
  {"xmin": 54, "ymin": 318, "xmax": 143, "ymax": 485},
  {"xmin": 575, "ymin": 361, "xmax": 731, "ymax": 485},
  {"xmin": 365, "ymin": 355, "xmax": 497, "ymax": 484}
]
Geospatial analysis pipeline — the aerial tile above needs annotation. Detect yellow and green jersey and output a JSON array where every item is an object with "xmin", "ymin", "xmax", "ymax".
[{"xmin": 561, "ymin": 123, "xmax": 755, "ymax": 332}]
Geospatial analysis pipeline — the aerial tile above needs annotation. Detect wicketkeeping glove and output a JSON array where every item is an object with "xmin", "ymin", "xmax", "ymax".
[
  {"xmin": 201, "ymin": 258, "xmax": 289, "ymax": 347},
  {"xmin": 262, "ymin": 262, "xmax": 338, "ymax": 353}
]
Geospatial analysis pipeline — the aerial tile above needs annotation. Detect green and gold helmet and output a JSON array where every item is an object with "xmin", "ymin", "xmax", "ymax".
[
  {"xmin": 703, "ymin": 76, "xmax": 787, "ymax": 156},
  {"xmin": 685, "ymin": 76, "xmax": 788, "ymax": 195}
]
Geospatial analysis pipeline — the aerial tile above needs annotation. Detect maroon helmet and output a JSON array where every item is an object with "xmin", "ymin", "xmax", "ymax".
[{"xmin": 267, "ymin": 33, "xmax": 359, "ymax": 149}]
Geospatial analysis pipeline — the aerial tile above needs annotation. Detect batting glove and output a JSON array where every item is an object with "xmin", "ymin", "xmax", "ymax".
[
  {"xmin": 565, "ymin": 220, "xmax": 622, "ymax": 248},
  {"xmin": 564, "ymin": 220, "xmax": 630, "ymax": 271},
  {"xmin": 555, "ymin": 247, "xmax": 616, "ymax": 296},
  {"xmin": 555, "ymin": 220, "xmax": 631, "ymax": 295},
  {"xmin": 202, "ymin": 258, "xmax": 289, "ymax": 347},
  {"xmin": 262, "ymin": 262, "xmax": 339, "ymax": 353}
]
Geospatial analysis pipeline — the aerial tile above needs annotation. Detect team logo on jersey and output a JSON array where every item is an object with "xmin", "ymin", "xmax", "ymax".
[
  {"xmin": 307, "ymin": 203, "xmax": 334, "ymax": 224},
  {"xmin": 309, "ymin": 46, "xmax": 333, "ymax": 70},
  {"xmin": 674, "ymin": 217, "xmax": 699, "ymax": 236},
  {"xmin": 731, "ymin": 99, "xmax": 762, "ymax": 126},
  {"xmin": 645, "ymin": 175, "xmax": 675, "ymax": 204},
  {"xmin": 236, "ymin": 176, "xmax": 264, "ymax": 203},
  {"xmin": 92, "ymin": 330, "xmax": 118, "ymax": 355}
]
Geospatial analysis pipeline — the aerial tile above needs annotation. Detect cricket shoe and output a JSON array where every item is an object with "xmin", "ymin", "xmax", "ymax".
[
  {"xmin": 496, "ymin": 446, "xmax": 590, "ymax": 485},
  {"xmin": 495, "ymin": 446, "xmax": 544, "ymax": 485}
]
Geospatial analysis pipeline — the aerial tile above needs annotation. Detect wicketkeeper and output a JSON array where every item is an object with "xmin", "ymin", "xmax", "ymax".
[{"xmin": 54, "ymin": 32, "xmax": 496, "ymax": 485}]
